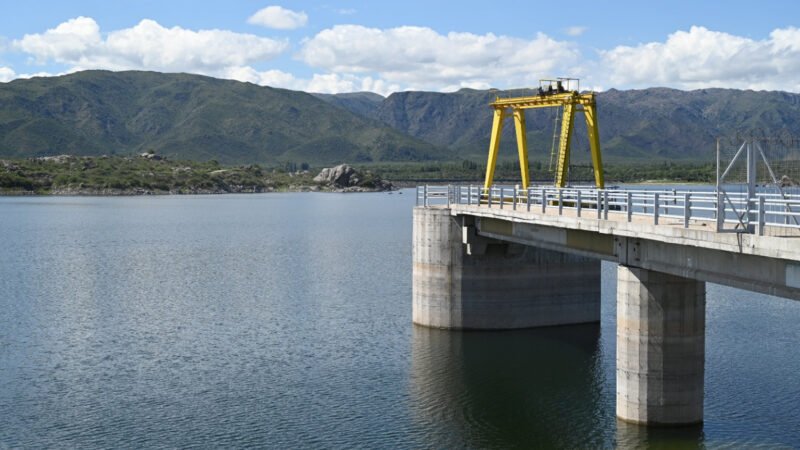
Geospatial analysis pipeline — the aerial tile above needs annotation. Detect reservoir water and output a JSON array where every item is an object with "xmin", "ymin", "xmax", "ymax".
[{"xmin": 1, "ymin": 190, "xmax": 799, "ymax": 448}]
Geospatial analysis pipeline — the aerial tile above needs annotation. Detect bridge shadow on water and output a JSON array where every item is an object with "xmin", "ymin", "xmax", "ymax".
[
  {"xmin": 409, "ymin": 323, "xmax": 705, "ymax": 449},
  {"xmin": 410, "ymin": 323, "xmax": 607, "ymax": 448}
]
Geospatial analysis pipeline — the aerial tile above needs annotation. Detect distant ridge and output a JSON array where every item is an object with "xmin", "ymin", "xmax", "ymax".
[
  {"xmin": 2, "ymin": 70, "xmax": 800, "ymax": 165},
  {"xmin": 338, "ymin": 86, "xmax": 800, "ymax": 162},
  {"xmin": 0, "ymin": 71, "xmax": 444, "ymax": 164}
]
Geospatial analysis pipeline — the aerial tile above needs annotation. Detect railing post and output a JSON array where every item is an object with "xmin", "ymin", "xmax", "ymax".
[
  {"xmin": 558, "ymin": 189, "xmax": 564, "ymax": 215},
  {"xmin": 577, "ymin": 190, "xmax": 582, "ymax": 217},
  {"xmin": 527, "ymin": 188, "xmax": 532, "ymax": 212},
  {"xmin": 513, "ymin": 185, "xmax": 518, "ymax": 211},
  {"xmin": 716, "ymin": 191, "xmax": 724, "ymax": 231},
  {"xmin": 446, "ymin": 185, "xmax": 451, "ymax": 208},
  {"xmin": 542, "ymin": 189, "xmax": 547, "ymax": 213},
  {"xmin": 596, "ymin": 190, "xmax": 602, "ymax": 219},
  {"xmin": 684, "ymin": 192, "xmax": 691, "ymax": 228},
  {"xmin": 604, "ymin": 190, "xmax": 609, "ymax": 220},
  {"xmin": 488, "ymin": 186, "xmax": 493, "ymax": 208},
  {"xmin": 758, "ymin": 195, "xmax": 766, "ymax": 236},
  {"xmin": 423, "ymin": 185, "xmax": 428, "ymax": 207},
  {"xmin": 627, "ymin": 192, "xmax": 633, "ymax": 222},
  {"xmin": 500, "ymin": 187, "xmax": 504, "ymax": 209},
  {"xmin": 654, "ymin": 193, "xmax": 660, "ymax": 225}
]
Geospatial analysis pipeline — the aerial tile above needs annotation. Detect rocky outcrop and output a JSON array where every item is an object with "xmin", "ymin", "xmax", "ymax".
[{"xmin": 314, "ymin": 164, "xmax": 394, "ymax": 192}]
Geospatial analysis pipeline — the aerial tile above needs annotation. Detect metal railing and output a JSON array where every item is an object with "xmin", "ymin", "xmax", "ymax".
[{"xmin": 416, "ymin": 185, "xmax": 800, "ymax": 236}]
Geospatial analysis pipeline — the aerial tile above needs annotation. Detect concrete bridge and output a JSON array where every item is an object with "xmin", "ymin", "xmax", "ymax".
[{"xmin": 412, "ymin": 185, "xmax": 800, "ymax": 426}]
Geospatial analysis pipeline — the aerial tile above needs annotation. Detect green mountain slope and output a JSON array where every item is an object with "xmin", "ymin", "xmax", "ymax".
[
  {"xmin": 0, "ymin": 71, "xmax": 445, "ymax": 164},
  {"xmin": 371, "ymin": 87, "xmax": 800, "ymax": 162},
  {"xmin": 313, "ymin": 91, "xmax": 384, "ymax": 117}
]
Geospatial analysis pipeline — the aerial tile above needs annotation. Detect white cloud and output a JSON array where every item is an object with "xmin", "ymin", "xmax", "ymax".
[
  {"xmin": 0, "ymin": 66, "xmax": 15, "ymax": 82},
  {"xmin": 565, "ymin": 26, "xmax": 587, "ymax": 37},
  {"xmin": 14, "ymin": 17, "xmax": 288, "ymax": 76},
  {"xmin": 337, "ymin": 8, "xmax": 357, "ymax": 15},
  {"xmin": 298, "ymin": 25, "xmax": 580, "ymax": 91},
  {"xmin": 600, "ymin": 26, "xmax": 800, "ymax": 91},
  {"xmin": 222, "ymin": 66, "xmax": 399, "ymax": 95},
  {"xmin": 248, "ymin": 6, "xmax": 308, "ymax": 30}
]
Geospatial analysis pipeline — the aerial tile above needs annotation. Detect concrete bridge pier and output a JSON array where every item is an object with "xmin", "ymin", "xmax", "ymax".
[
  {"xmin": 412, "ymin": 207, "xmax": 601, "ymax": 329},
  {"xmin": 616, "ymin": 265, "xmax": 706, "ymax": 425}
]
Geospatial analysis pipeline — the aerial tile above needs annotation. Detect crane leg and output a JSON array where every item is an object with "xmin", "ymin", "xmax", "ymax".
[
  {"xmin": 584, "ymin": 105, "xmax": 604, "ymax": 189},
  {"xmin": 513, "ymin": 109, "xmax": 530, "ymax": 189},
  {"xmin": 484, "ymin": 109, "xmax": 506, "ymax": 190},
  {"xmin": 554, "ymin": 103, "xmax": 576, "ymax": 188}
]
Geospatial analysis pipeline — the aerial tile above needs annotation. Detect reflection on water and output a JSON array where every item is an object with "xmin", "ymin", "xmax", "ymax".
[
  {"xmin": 410, "ymin": 324, "xmax": 610, "ymax": 449},
  {"xmin": 615, "ymin": 420, "xmax": 704, "ymax": 450}
]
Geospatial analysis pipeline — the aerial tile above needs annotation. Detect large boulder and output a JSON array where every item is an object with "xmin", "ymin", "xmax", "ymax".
[
  {"xmin": 314, "ymin": 164, "xmax": 359, "ymax": 187},
  {"xmin": 313, "ymin": 164, "xmax": 393, "ymax": 191}
]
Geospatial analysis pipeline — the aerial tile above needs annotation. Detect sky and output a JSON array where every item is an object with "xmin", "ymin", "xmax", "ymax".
[{"xmin": 1, "ymin": 1, "xmax": 799, "ymax": 95}]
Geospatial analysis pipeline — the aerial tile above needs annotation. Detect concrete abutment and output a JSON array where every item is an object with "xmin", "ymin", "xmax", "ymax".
[{"xmin": 412, "ymin": 207, "xmax": 601, "ymax": 330}]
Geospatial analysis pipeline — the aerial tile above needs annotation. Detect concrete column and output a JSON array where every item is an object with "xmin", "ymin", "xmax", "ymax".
[
  {"xmin": 412, "ymin": 207, "xmax": 601, "ymax": 330},
  {"xmin": 616, "ymin": 265, "xmax": 706, "ymax": 425}
]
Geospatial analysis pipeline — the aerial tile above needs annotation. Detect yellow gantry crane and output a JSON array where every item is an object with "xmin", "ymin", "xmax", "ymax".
[{"xmin": 483, "ymin": 78, "xmax": 604, "ymax": 189}]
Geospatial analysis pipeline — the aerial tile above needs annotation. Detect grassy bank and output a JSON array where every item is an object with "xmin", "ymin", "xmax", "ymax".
[
  {"xmin": 0, "ymin": 155, "xmax": 718, "ymax": 195},
  {"xmin": 0, "ymin": 155, "xmax": 386, "ymax": 195}
]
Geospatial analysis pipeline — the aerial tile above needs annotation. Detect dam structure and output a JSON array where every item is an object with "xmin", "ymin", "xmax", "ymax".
[{"xmin": 412, "ymin": 185, "xmax": 800, "ymax": 426}]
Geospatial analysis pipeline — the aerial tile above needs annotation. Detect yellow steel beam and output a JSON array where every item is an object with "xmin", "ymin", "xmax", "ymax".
[
  {"xmin": 554, "ymin": 103, "xmax": 576, "ymax": 188},
  {"xmin": 491, "ymin": 92, "xmax": 596, "ymax": 110},
  {"xmin": 583, "ymin": 104, "xmax": 605, "ymax": 188},
  {"xmin": 512, "ymin": 109, "xmax": 530, "ymax": 189},
  {"xmin": 483, "ymin": 108, "xmax": 506, "ymax": 189}
]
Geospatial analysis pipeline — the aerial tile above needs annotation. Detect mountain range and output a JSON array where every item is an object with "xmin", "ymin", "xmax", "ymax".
[{"xmin": 2, "ymin": 70, "xmax": 799, "ymax": 165}]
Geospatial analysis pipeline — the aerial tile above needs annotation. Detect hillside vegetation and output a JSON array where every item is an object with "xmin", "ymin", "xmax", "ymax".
[
  {"xmin": 0, "ymin": 71, "xmax": 443, "ymax": 165},
  {"xmin": 2, "ymin": 71, "xmax": 799, "ymax": 170},
  {"xmin": 328, "ymin": 87, "xmax": 800, "ymax": 162}
]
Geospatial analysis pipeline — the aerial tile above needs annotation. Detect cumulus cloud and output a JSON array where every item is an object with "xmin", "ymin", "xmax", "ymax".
[
  {"xmin": 298, "ymin": 25, "xmax": 580, "ymax": 91},
  {"xmin": 565, "ymin": 26, "xmax": 587, "ymax": 37},
  {"xmin": 0, "ymin": 66, "xmax": 15, "ymax": 82},
  {"xmin": 600, "ymin": 26, "xmax": 800, "ymax": 91},
  {"xmin": 248, "ymin": 6, "xmax": 308, "ymax": 30},
  {"xmin": 223, "ymin": 66, "xmax": 399, "ymax": 95},
  {"xmin": 14, "ymin": 16, "xmax": 287, "ymax": 76}
]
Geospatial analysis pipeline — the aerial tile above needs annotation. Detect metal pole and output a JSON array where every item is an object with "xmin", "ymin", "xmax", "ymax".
[
  {"xmin": 654, "ymin": 192, "xmax": 660, "ymax": 225},
  {"xmin": 684, "ymin": 192, "xmax": 690, "ymax": 228},
  {"xmin": 513, "ymin": 185, "xmax": 518, "ymax": 211},
  {"xmin": 527, "ymin": 188, "xmax": 532, "ymax": 212},
  {"xmin": 558, "ymin": 189, "xmax": 564, "ymax": 215},
  {"xmin": 716, "ymin": 137, "xmax": 720, "ymax": 192},
  {"xmin": 596, "ymin": 190, "xmax": 602, "ymax": 219},
  {"xmin": 627, "ymin": 192, "xmax": 632, "ymax": 222},
  {"xmin": 747, "ymin": 141, "xmax": 756, "ymax": 230},
  {"xmin": 603, "ymin": 191, "xmax": 609, "ymax": 220},
  {"xmin": 423, "ymin": 185, "xmax": 428, "ymax": 207},
  {"xmin": 542, "ymin": 188, "xmax": 547, "ymax": 213},
  {"xmin": 577, "ymin": 190, "xmax": 582, "ymax": 217},
  {"xmin": 758, "ymin": 195, "xmax": 766, "ymax": 236}
]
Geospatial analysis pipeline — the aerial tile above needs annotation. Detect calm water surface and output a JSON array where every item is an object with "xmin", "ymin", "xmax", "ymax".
[{"xmin": 1, "ymin": 190, "xmax": 799, "ymax": 448}]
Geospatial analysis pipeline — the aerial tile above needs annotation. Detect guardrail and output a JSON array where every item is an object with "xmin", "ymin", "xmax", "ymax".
[{"xmin": 416, "ymin": 185, "xmax": 800, "ymax": 235}]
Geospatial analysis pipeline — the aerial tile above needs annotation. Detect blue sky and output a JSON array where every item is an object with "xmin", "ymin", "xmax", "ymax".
[{"xmin": 1, "ymin": 1, "xmax": 799, "ymax": 94}]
